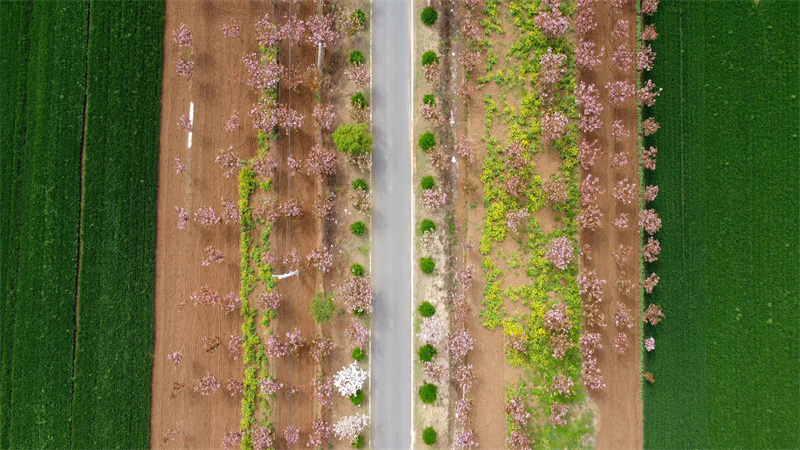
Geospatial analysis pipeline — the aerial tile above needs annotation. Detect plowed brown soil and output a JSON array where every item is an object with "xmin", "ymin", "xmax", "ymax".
[
  {"xmin": 579, "ymin": 1, "xmax": 644, "ymax": 449},
  {"xmin": 151, "ymin": 1, "xmax": 321, "ymax": 447},
  {"xmin": 150, "ymin": 1, "xmax": 268, "ymax": 448},
  {"xmin": 269, "ymin": 0, "xmax": 320, "ymax": 445}
]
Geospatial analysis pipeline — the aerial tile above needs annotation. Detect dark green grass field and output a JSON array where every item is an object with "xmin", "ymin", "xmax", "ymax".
[
  {"xmin": 642, "ymin": 1, "xmax": 800, "ymax": 448},
  {"xmin": 1, "ymin": 1, "xmax": 163, "ymax": 448}
]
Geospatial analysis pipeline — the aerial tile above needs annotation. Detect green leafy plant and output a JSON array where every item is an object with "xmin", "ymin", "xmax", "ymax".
[
  {"xmin": 352, "ymin": 434, "xmax": 365, "ymax": 448},
  {"xmin": 418, "ymin": 344, "xmax": 437, "ymax": 362},
  {"xmin": 310, "ymin": 292, "xmax": 335, "ymax": 324},
  {"xmin": 351, "ymin": 221, "xmax": 367, "ymax": 235},
  {"xmin": 421, "ymin": 7, "xmax": 438, "ymax": 25},
  {"xmin": 419, "ymin": 383, "xmax": 438, "ymax": 404},
  {"xmin": 421, "ymin": 176, "xmax": 435, "ymax": 190},
  {"xmin": 419, "ymin": 132, "xmax": 436, "ymax": 151},
  {"xmin": 350, "ymin": 92, "xmax": 367, "ymax": 109},
  {"xmin": 418, "ymin": 301, "xmax": 436, "ymax": 317},
  {"xmin": 352, "ymin": 347, "xmax": 366, "ymax": 361},
  {"xmin": 422, "ymin": 427, "xmax": 437, "ymax": 445},
  {"xmin": 349, "ymin": 50, "xmax": 364, "ymax": 65},
  {"xmin": 352, "ymin": 178, "xmax": 368, "ymax": 191},
  {"xmin": 423, "ymin": 94, "xmax": 435, "ymax": 105},
  {"xmin": 333, "ymin": 124, "xmax": 373, "ymax": 155},
  {"xmin": 351, "ymin": 9, "xmax": 367, "ymax": 28},
  {"xmin": 349, "ymin": 389, "xmax": 364, "ymax": 406},
  {"xmin": 351, "ymin": 263, "xmax": 364, "ymax": 276},
  {"xmin": 421, "ymin": 51, "xmax": 439, "ymax": 66},
  {"xmin": 420, "ymin": 219, "xmax": 436, "ymax": 233},
  {"xmin": 420, "ymin": 257, "xmax": 435, "ymax": 274}
]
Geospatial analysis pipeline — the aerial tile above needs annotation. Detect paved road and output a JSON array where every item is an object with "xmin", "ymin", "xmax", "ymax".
[{"xmin": 372, "ymin": 1, "xmax": 412, "ymax": 448}]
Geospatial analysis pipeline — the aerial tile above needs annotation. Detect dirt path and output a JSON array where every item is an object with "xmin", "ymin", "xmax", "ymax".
[
  {"xmin": 150, "ymin": 2, "xmax": 268, "ymax": 448},
  {"xmin": 270, "ymin": 1, "xmax": 320, "ymax": 444},
  {"xmin": 579, "ymin": 2, "xmax": 644, "ymax": 448}
]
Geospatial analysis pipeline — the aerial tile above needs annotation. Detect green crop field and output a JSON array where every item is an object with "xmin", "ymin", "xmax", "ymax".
[
  {"xmin": 0, "ymin": 3, "xmax": 88, "ymax": 447},
  {"xmin": 642, "ymin": 1, "xmax": 800, "ymax": 449},
  {"xmin": 70, "ymin": 1, "xmax": 164, "ymax": 448},
  {"xmin": 1, "ymin": 1, "xmax": 163, "ymax": 448}
]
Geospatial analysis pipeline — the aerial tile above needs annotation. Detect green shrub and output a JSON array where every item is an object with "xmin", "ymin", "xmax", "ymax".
[
  {"xmin": 350, "ymin": 389, "xmax": 364, "ymax": 406},
  {"xmin": 422, "ymin": 427, "xmax": 437, "ymax": 445},
  {"xmin": 352, "ymin": 347, "xmax": 366, "ymax": 361},
  {"xmin": 420, "ymin": 219, "xmax": 436, "ymax": 233},
  {"xmin": 352, "ymin": 178, "xmax": 368, "ymax": 191},
  {"xmin": 418, "ymin": 301, "xmax": 436, "ymax": 317},
  {"xmin": 421, "ymin": 176, "xmax": 435, "ymax": 190},
  {"xmin": 423, "ymin": 94, "xmax": 435, "ymax": 105},
  {"xmin": 419, "ymin": 132, "xmax": 436, "ymax": 151},
  {"xmin": 351, "ymin": 263, "xmax": 365, "ymax": 276},
  {"xmin": 333, "ymin": 124, "xmax": 373, "ymax": 155},
  {"xmin": 420, "ymin": 257, "xmax": 435, "ymax": 274},
  {"xmin": 419, "ymin": 383, "xmax": 438, "ymax": 404},
  {"xmin": 351, "ymin": 221, "xmax": 367, "ymax": 235},
  {"xmin": 350, "ymin": 92, "xmax": 367, "ymax": 109},
  {"xmin": 421, "ymin": 7, "xmax": 438, "ymax": 25},
  {"xmin": 418, "ymin": 344, "xmax": 437, "ymax": 362},
  {"xmin": 353, "ymin": 308, "xmax": 366, "ymax": 317},
  {"xmin": 351, "ymin": 9, "xmax": 367, "ymax": 28},
  {"xmin": 422, "ymin": 51, "xmax": 439, "ymax": 66},
  {"xmin": 310, "ymin": 292, "xmax": 335, "ymax": 324},
  {"xmin": 349, "ymin": 50, "xmax": 364, "ymax": 65},
  {"xmin": 352, "ymin": 435, "xmax": 365, "ymax": 448}
]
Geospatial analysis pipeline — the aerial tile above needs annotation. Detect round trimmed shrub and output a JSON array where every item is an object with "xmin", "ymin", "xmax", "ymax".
[
  {"xmin": 421, "ymin": 7, "xmax": 438, "ymax": 25},
  {"xmin": 423, "ymin": 94, "xmax": 435, "ymax": 106},
  {"xmin": 419, "ymin": 132, "xmax": 436, "ymax": 151},
  {"xmin": 349, "ymin": 50, "xmax": 365, "ymax": 65},
  {"xmin": 351, "ymin": 221, "xmax": 367, "ymax": 235},
  {"xmin": 353, "ymin": 308, "xmax": 366, "ymax": 317},
  {"xmin": 349, "ymin": 389, "xmax": 364, "ymax": 406},
  {"xmin": 352, "ymin": 9, "xmax": 367, "ymax": 28},
  {"xmin": 333, "ymin": 123, "xmax": 372, "ymax": 155},
  {"xmin": 420, "ymin": 257, "xmax": 435, "ymax": 274},
  {"xmin": 419, "ymin": 383, "xmax": 438, "ymax": 404},
  {"xmin": 418, "ymin": 344, "xmax": 437, "ymax": 362},
  {"xmin": 418, "ymin": 301, "xmax": 436, "ymax": 317},
  {"xmin": 422, "ymin": 427, "xmax": 437, "ymax": 445},
  {"xmin": 351, "ymin": 263, "xmax": 365, "ymax": 276},
  {"xmin": 420, "ymin": 219, "xmax": 436, "ymax": 234},
  {"xmin": 350, "ymin": 92, "xmax": 367, "ymax": 110},
  {"xmin": 352, "ymin": 434, "xmax": 365, "ymax": 448},
  {"xmin": 352, "ymin": 347, "xmax": 366, "ymax": 361},
  {"xmin": 421, "ymin": 176, "xmax": 435, "ymax": 190},
  {"xmin": 422, "ymin": 51, "xmax": 439, "ymax": 66},
  {"xmin": 352, "ymin": 178, "xmax": 368, "ymax": 191}
]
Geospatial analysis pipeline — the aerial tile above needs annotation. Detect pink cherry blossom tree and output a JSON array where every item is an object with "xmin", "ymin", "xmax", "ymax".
[
  {"xmin": 642, "ymin": 146, "xmax": 658, "ymax": 170},
  {"xmin": 307, "ymin": 246, "xmax": 333, "ymax": 272},
  {"xmin": 421, "ymin": 189, "xmax": 447, "ymax": 209},
  {"xmin": 578, "ymin": 139, "xmax": 602, "ymax": 169},
  {"xmin": 215, "ymin": 146, "xmax": 240, "ymax": 178},
  {"xmin": 175, "ymin": 206, "xmax": 188, "ymax": 230},
  {"xmin": 638, "ymin": 79, "xmax": 663, "ymax": 106},
  {"xmin": 225, "ymin": 111, "xmax": 240, "ymax": 133},
  {"xmin": 541, "ymin": 111, "xmax": 568, "ymax": 141},
  {"xmin": 576, "ymin": 40, "xmax": 604, "ymax": 70},
  {"xmin": 642, "ymin": 237, "xmax": 662, "ymax": 262},
  {"xmin": 576, "ymin": 82, "xmax": 603, "ymax": 132},
  {"xmin": 612, "ymin": 44, "xmax": 634, "ymax": 71},
  {"xmin": 194, "ymin": 372, "xmax": 221, "ymax": 396},
  {"xmin": 313, "ymin": 103, "xmax": 336, "ymax": 131},
  {"xmin": 202, "ymin": 246, "xmax": 224, "ymax": 266},
  {"xmin": 283, "ymin": 426, "xmax": 300, "ymax": 446},
  {"xmin": 175, "ymin": 57, "xmax": 194, "ymax": 78},
  {"xmin": 642, "ymin": 117, "xmax": 660, "ymax": 136},
  {"xmin": 339, "ymin": 277, "xmax": 373, "ymax": 315},
  {"xmin": 345, "ymin": 319, "xmax": 371, "ymax": 348},
  {"xmin": 455, "ymin": 136, "xmax": 476, "ymax": 164},
  {"xmin": 255, "ymin": 13, "xmax": 279, "ymax": 47},
  {"xmin": 551, "ymin": 402, "xmax": 569, "ymax": 426},
  {"xmin": 642, "ymin": 24, "xmax": 659, "ymax": 41},
  {"xmin": 613, "ymin": 178, "xmax": 637, "ymax": 205},
  {"xmin": 640, "ymin": 209, "xmax": 662, "ymax": 234},
  {"xmin": 613, "ymin": 213, "xmax": 630, "ymax": 229},
  {"xmin": 222, "ymin": 23, "xmax": 240, "ymax": 39},
  {"xmin": 173, "ymin": 24, "xmax": 193, "ymax": 47},
  {"xmin": 545, "ymin": 237, "xmax": 575, "ymax": 270},
  {"xmin": 643, "ymin": 303, "xmax": 665, "ymax": 325},
  {"xmin": 642, "ymin": 273, "xmax": 660, "ymax": 294},
  {"xmin": 306, "ymin": 144, "xmax": 337, "ymax": 182},
  {"xmin": 306, "ymin": 13, "xmax": 338, "ymax": 48},
  {"xmin": 449, "ymin": 330, "xmax": 475, "ymax": 362},
  {"xmin": 606, "ymin": 80, "xmax": 636, "ymax": 105}
]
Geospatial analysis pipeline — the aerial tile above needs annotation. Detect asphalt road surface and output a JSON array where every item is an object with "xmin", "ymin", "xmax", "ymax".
[{"xmin": 371, "ymin": 1, "xmax": 413, "ymax": 448}]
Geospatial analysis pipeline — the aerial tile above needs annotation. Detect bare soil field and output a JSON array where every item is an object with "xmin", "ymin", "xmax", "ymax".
[
  {"xmin": 269, "ymin": 1, "xmax": 321, "ymax": 443},
  {"xmin": 151, "ymin": 1, "xmax": 268, "ymax": 448},
  {"xmin": 578, "ymin": 1, "xmax": 644, "ymax": 448}
]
